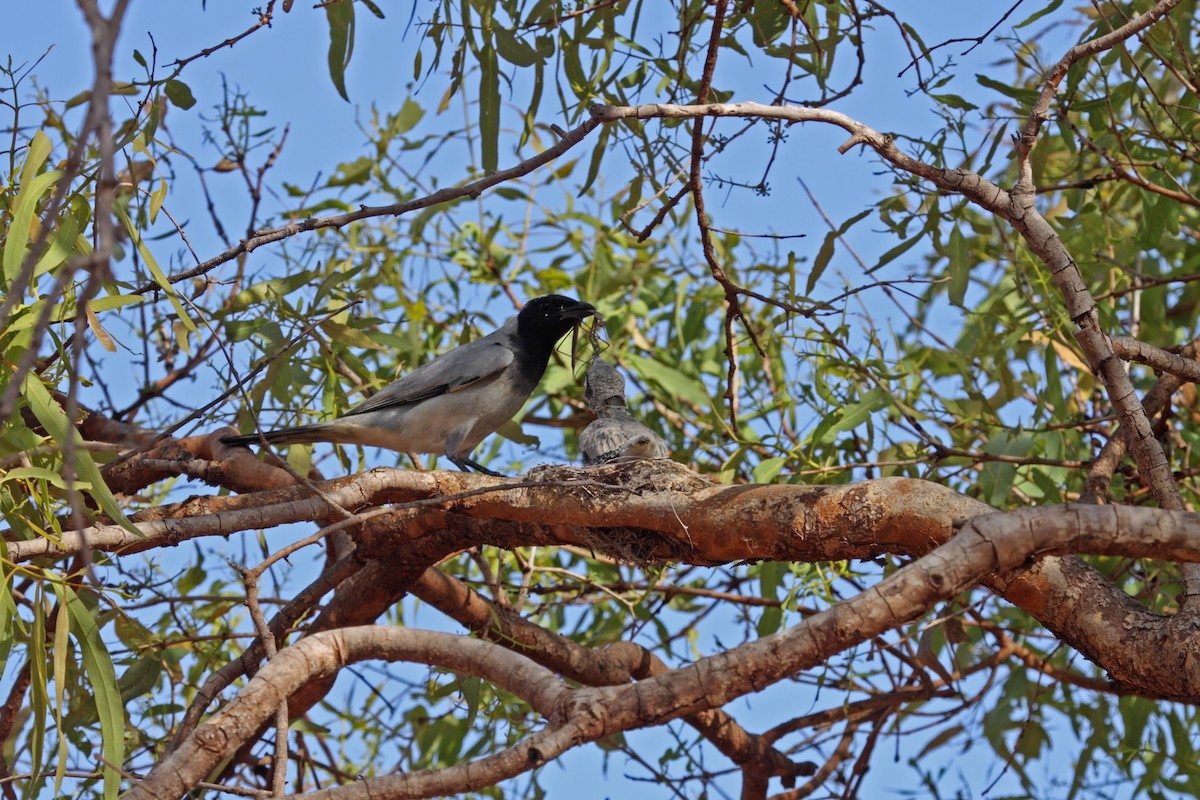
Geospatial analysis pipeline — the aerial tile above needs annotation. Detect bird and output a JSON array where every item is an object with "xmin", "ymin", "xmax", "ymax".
[
  {"xmin": 578, "ymin": 358, "xmax": 670, "ymax": 466},
  {"xmin": 221, "ymin": 294, "xmax": 597, "ymax": 475}
]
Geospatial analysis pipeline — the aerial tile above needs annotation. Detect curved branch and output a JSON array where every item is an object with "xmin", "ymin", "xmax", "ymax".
[
  {"xmin": 28, "ymin": 460, "xmax": 1200, "ymax": 702},
  {"xmin": 594, "ymin": 502, "xmax": 1200, "ymax": 731},
  {"xmin": 1113, "ymin": 336, "xmax": 1200, "ymax": 383},
  {"xmin": 10, "ymin": 467, "xmax": 981, "ymax": 563},
  {"xmin": 129, "ymin": 504, "xmax": 1200, "ymax": 799},
  {"xmin": 411, "ymin": 566, "xmax": 813, "ymax": 785},
  {"xmin": 124, "ymin": 627, "xmax": 572, "ymax": 800}
]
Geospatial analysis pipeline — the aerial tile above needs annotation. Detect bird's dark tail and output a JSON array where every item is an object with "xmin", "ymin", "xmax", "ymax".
[{"xmin": 220, "ymin": 422, "xmax": 337, "ymax": 448}]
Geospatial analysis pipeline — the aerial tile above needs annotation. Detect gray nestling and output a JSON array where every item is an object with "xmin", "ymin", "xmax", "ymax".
[
  {"xmin": 222, "ymin": 294, "xmax": 597, "ymax": 476},
  {"xmin": 578, "ymin": 358, "xmax": 670, "ymax": 466}
]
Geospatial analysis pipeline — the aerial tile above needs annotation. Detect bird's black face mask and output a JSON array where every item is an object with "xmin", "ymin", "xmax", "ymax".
[{"xmin": 517, "ymin": 295, "xmax": 596, "ymax": 343}]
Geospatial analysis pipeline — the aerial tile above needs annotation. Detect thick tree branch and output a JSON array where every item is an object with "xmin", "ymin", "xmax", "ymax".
[
  {"xmin": 124, "ymin": 628, "xmax": 572, "ymax": 800},
  {"xmin": 8, "ymin": 466, "xmax": 977, "ymax": 563},
  {"xmin": 20, "ymin": 460, "xmax": 1200, "ymax": 702},
  {"xmin": 411, "ymin": 566, "xmax": 813, "ymax": 787},
  {"xmin": 1112, "ymin": 336, "xmax": 1200, "ymax": 383},
  {"xmin": 1081, "ymin": 335, "xmax": 1200, "ymax": 504},
  {"xmin": 128, "ymin": 505, "xmax": 1200, "ymax": 799}
]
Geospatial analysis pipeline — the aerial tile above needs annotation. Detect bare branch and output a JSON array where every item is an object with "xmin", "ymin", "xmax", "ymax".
[
  {"xmin": 126, "ymin": 115, "xmax": 603, "ymax": 297},
  {"xmin": 1113, "ymin": 336, "xmax": 1200, "ymax": 383},
  {"xmin": 1013, "ymin": 0, "xmax": 1185, "ymax": 188}
]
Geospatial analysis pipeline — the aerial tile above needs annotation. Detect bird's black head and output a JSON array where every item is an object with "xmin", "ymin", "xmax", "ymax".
[{"xmin": 516, "ymin": 294, "xmax": 596, "ymax": 346}]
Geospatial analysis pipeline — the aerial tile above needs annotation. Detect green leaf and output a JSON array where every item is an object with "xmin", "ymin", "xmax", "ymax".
[
  {"xmin": 393, "ymin": 97, "xmax": 425, "ymax": 135},
  {"xmin": 226, "ymin": 319, "xmax": 263, "ymax": 343},
  {"xmin": 809, "ymin": 209, "xmax": 870, "ymax": 294},
  {"xmin": 164, "ymin": 79, "xmax": 196, "ymax": 110},
  {"xmin": 32, "ymin": 195, "xmax": 89, "ymax": 280},
  {"xmin": 149, "ymin": 177, "xmax": 168, "ymax": 223},
  {"xmin": 117, "ymin": 655, "xmax": 163, "ymax": 703},
  {"xmin": 20, "ymin": 375, "xmax": 140, "ymax": 535},
  {"xmin": 754, "ymin": 562, "xmax": 784, "ymax": 636},
  {"xmin": 578, "ymin": 125, "xmax": 611, "ymax": 198},
  {"xmin": 496, "ymin": 418, "xmax": 540, "ymax": 447},
  {"xmin": 1015, "ymin": 720, "xmax": 1048, "ymax": 759},
  {"xmin": 479, "ymin": 32, "xmax": 500, "ymax": 173},
  {"xmin": 749, "ymin": 1, "xmax": 789, "ymax": 47},
  {"xmin": 29, "ymin": 587, "xmax": 48, "ymax": 794},
  {"xmin": 91, "ymin": 293, "xmax": 143, "ymax": 313},
  {"xmin": 113, "ymin": 205, "xmax": 196, "ymax": 332},
  {"xmin": 320, "ymin": 319, "xmax": 385, "ymax": 350},
  {"xmin": 176, "ymin": 562, "xmax": 206, "ymax": 595},
  {"xmin": 757, "ymin": 561, "xmax": 783, "ymax": 601},
  {"xmin": 810, "ymin": 386, "xmax": 889, "ymax": 443},
  {"xmin": 871, "ymin": 232, "xmax": 924, "ymax": 273},
  {"xmin": 0, "ymin": 568, "xmax": 15, "ymax": 685},
  {"xmin": 751, "ymin": 456, "xmax": 788, "ymax": 484},
  {"xmin": 980, "ymin": 434, "xmax": 1032, "ymax": 507},
  {"xmin": 52, "ymin": 596, "xmax": 69, "ymax": 794},
  {"xmin": 459, "ymin": 674, "xmax": 482, "ymax": 726},
  {"xmin": 918, "ymin": 724, "xmax": 964, "ymax": 757},
  {"xmin": 494, "ymin": 27, "xmax": 539, "ymax": 67},
  {"xmin": 931, "ymin": 93, "xmax": 978, "ymax": 111},
  {"xmin": 6, "ymin": 289, "xmax": 141, "ymax": 335},
  {"xmin": 1029, "ymin": 468, "xmax": 1063, "ymax": 504},
  {"xmin": 1138, "ymin": 189, "xmax": 1176, "ymax": 248},
  {"xmin": 439, "ymin": 41, "xmax": 467, "ymax": 113},
  {"xmin": 20, "ymin": 129, "xmax": 53, "ymax": 186},
  {"xmin": 975, "ymin": 74, "xmax": 1039, "ymax": 105},
  {"xmin": 327, "ymin": 156, "xmax": 373, "ymax": 187},
  {"xmin": 624, "ymin": 354, "xmax": 710, "ymax": 408},
  {"xmin": 1015, "ymin": 0, "xmax": 1064, "ymax": 28},
  {"xmin": 325, "ymin": 0, "xmax": 355, "ymax": 102},
  {"xmin": 755, "ymin": 605, "xmax": 782, "ymax": 637},
  {"xmin": 225, "ymin": 268, "xmax": 320, "ymax": 312},
  {"xmin": 65, "ymin": 587, "xmax": 125, "ymax": 800},
  {"xmin": 563, "ymin": 40, "xmax": 588, "ymax": 96},
  {"xmin": 5, "ymin": 169, "xmax": 63, "ymax": 284},
  {"xmin": 0, "ymin": 466, "xmax": 74, "ymax": 490},
  {"xmin": 810, "ymin": 232, "xmax": 838, "ymax": 295},
  {"xmin": 3, "ymin": 291, "xmax": 145, "ymax": 335},
  {"xmin": 113, "ymin": 615, "xmax": 156, "ymax": 650},
  {"xmin": 947, "ymin": 225, "xmax": 970, "ymax": 307}
]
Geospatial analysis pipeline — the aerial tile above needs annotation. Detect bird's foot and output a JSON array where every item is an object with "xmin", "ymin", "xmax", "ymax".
[{"xmin": 449, "ymin": 456, "xmax": 506, "ymax": 477}]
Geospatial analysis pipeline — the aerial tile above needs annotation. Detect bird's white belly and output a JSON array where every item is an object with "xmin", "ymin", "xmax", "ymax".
[{"xmin": 334, "ymin": 374, "xmax": 529, "ymax": 456}]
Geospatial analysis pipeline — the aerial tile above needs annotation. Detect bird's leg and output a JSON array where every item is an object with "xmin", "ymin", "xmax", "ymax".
[{"xmin": 449, "ymin": 455, "xmax": 505, "ymax": 477}]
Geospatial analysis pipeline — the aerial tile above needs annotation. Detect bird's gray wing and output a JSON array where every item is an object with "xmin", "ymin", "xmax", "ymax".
[
  {"xmin": 580, "ymin": 419, "xmax": 634, "ymax": 465},
  {"xmin": 344, "ymin": 336, "xmax": 515, "ymax": 416}
]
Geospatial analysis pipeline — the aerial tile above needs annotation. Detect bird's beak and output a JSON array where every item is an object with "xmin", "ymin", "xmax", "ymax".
[
  {"xmin": 562, "ymin": 302, "xmax": 597, "ymax": 373},
  {"xmin": 559, "ymin": 300, "xmax": 597, "ymax": 322}
]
